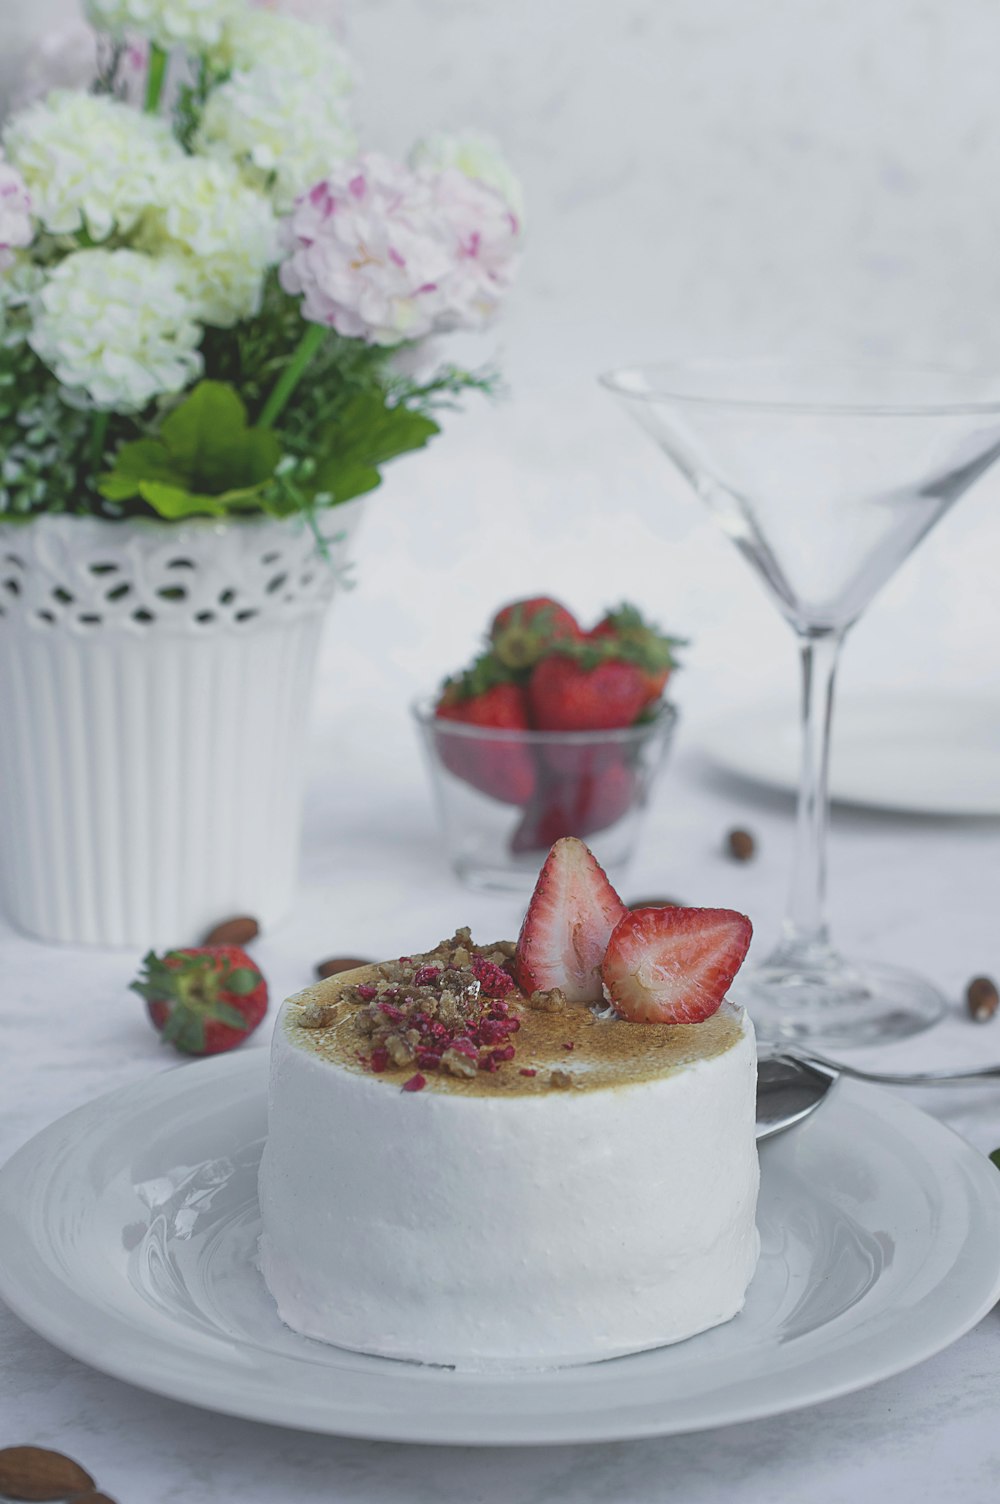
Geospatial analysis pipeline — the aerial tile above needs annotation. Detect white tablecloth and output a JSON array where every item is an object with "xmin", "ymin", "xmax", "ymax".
[{"xmin": 2, "ymin": 690, "xmax": 999, "ymax": 1504}]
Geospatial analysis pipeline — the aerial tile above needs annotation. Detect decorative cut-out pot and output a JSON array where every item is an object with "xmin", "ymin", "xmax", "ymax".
[{"xmin": 0, "ymin": 504, "xmax": 364, "ymax": 947}]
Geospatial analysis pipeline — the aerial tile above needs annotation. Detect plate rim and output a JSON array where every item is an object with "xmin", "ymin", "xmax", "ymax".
[
  {"xmin": 2, "ymin": 1050, "xmax": 1000, "ymax": 1446},
  {"xmin": 695, "ymin": 689, "xmax": 1000, "ymax": 817}
]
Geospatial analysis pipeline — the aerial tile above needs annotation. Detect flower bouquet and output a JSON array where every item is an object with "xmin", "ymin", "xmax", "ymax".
[{"xmin": 0, "ymin": 0, "xmax": 522, "ymax": 947}]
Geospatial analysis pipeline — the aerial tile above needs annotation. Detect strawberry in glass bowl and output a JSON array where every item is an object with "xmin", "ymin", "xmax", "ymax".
[{"xmin": 413, "ymin": 596, "xmax": 683, "ymax": 890}]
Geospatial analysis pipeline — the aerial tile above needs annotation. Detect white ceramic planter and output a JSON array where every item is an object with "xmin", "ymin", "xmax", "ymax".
[{"xmin": 0, "ymin": 503, "xmax": 364, "ymax": 947}]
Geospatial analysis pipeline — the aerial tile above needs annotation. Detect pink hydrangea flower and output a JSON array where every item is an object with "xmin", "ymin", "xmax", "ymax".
[
  {"xmin": 280, "ymin": 151, "xmax": 520, "ymax": 346},
  {"xmin": 424, "ymin": 165, "xmax": 520, "ymax": 329},
  {"xmin": 0, "ymin": 157, "xmax": 33, "ymax": 271},
  {"xmin": 280, "ymin": 154, "xmax": 451, "ymax": 345}
]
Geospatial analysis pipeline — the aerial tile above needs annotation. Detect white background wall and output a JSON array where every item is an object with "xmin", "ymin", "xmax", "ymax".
[
  {"xmin": 3, "ymin": 0, "xmax": 999, "ymax": 726},
  {"xmin": 334, "ymin": 0, "xmax": 1000, "ymax": 732}
]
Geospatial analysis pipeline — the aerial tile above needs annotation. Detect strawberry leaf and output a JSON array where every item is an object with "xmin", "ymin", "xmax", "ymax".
[
  {"xmin": 441, "ymin": 651, "xmax": 518, "ymax": 703},
  {"xmin": 207, "ymin": 1001, "xmax": 253, "ymax": 1031},
  {"xmin": 159, "ymin": 1009, "xmax": 206, "ymax": 1054},
  {"xmin": 223, "ymin": 967, "xmax": 261, "ymax": 997}
]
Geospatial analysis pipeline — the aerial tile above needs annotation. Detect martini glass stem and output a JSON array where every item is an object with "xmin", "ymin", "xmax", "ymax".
[{"xmin": 780, "ymin": 629, "xmax": 844, "ymax": 958}]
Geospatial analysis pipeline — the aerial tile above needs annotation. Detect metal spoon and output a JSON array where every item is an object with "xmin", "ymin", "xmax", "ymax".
[
  {"xmin": 755, "ymin": 1054, "xmax": 837, "ymax": 1141},
  {"xmin": 777, "ymin": 1047, "xmax": 1000, "ymax": 1087},
  {"xmin": 755, "ymin": 1047, "xmax": 1000, "ymax": 1141}
]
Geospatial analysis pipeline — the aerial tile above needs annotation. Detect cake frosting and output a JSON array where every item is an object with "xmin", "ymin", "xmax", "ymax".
[{"xmin": 258, "ymin": 933, "xmax": 760, "ymax": 1369}]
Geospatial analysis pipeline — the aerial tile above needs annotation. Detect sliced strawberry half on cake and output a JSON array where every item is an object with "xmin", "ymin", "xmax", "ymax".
[
  {"xmin": 514, "ymin": 836, "xmax": 627, "ymax": 1004},
  {"xmin": 601, "ymin": 906, "xmax": 752, "ymax": 1024}
]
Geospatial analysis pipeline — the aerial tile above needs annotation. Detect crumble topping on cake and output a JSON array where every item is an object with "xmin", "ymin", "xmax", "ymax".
[
  {"xmin": 287, "ymin": 927, "xmax": 745, "ymax": 1098},
  {"xmin": 298, "ymin": 928, "xmax": 528, "ymax": 1080}
]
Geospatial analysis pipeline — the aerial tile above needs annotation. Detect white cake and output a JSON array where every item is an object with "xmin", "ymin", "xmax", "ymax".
[{"xmin": 258, "ymin": 936, "xmax": 760, "ymax": 1370}]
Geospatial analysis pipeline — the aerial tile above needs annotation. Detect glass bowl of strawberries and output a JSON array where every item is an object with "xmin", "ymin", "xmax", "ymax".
[{"xmin": 414, "ymin": 597, "xmax": 682, "ymax": 890}]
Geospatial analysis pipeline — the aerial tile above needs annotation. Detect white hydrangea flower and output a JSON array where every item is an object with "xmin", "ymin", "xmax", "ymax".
[
  {"xmin": 29, "ymin": 248, "xmax": 203, "ymax": 411},
  {"xmin": 84, "ymin": 0, "xmax": 244, "ymax": 52},
  {"xmin": 3, "ymin": 91, "xmax": 181, "ymax": 241},
  {"xmin": 410, "ymin": 131, "xmax": 524, "ymax": 224},
  {"xmin": 194, "ymin": 63, "xmax": 356, "ymax": 211},
  {"xmin": 0, "ymin": 156, "xmax": 34, "ymax": 272},
  {"xmin": 139, "ymin": 156, "xmax": 279, "ymax": 327},
  {"xmin": 211, "ymin": 8, "xmax": 353, "ymax": 92},
  {"xmin": 279, "ymin": 154, "xmax": 455, "ymax": 345}
]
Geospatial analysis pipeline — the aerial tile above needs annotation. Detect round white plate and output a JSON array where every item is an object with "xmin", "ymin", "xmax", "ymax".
[
  {"xmin": 1, "ymin": 1052, "xmax": 999, "ymax": 1445},
  {"xmin": 697, "ymin": 691, "xmax": 1000, "ymax": 816}
]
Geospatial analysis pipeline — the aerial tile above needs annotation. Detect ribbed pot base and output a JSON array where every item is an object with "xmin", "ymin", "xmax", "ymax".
[{"xmin": 0, "ymin": 508, "xmax": 362, "ymax": 948}]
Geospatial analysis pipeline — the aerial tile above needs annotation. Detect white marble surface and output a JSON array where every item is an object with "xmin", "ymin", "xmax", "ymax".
[
  {"xmin": 2, "ymin": 0, "xmax": 1000, "ymax": 1498},
  {"xmin": 2, "ymin": 707, "xmax": 1000, "ymax": 1502}
]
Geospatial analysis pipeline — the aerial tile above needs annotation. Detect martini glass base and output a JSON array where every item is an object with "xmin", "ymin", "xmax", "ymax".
[{"xmin": 732, "ymin": 952, "xmax": 947, "ymax": 1049}]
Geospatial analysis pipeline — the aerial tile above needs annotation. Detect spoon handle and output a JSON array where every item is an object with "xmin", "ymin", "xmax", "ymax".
[{"xmin": 781, "ymin": 1048, "xmax": 1000, "ymax": 1086}]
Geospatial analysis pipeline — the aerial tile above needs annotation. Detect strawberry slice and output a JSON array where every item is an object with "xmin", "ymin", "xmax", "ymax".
[
  {"xmin": 514, "ymin": 837, "xmax": 627, "ymax": 1004},
  {"xmin": 601, "ymin": 906, "xmax": 752, "ymax": 1023}
]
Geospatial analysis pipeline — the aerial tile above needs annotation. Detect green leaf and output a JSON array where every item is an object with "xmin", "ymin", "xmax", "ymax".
[
  {"xmin": 99, "ymin": 439, "xmax": 181, "ymax": 500},
  {"xmin": 159, "ymin": 1008, "xmax": 206, "ymax": 1054},
  {"xmin": 137, "ymin": 481, "xmax": 268, "ymax": 520},
  {"xmin": 989, "ymin": 1149, "xmax": 1000, "ymax": 1171},
  {"xmin": 208, "ymin": 1001, "xmax": 253, "ymax": 1031},
  {"xmin": 160, "ymin": 382, "xmax": 280, "ymax": 492},
  {"xmin": 224, "ymin": 967, "xmax": 261, "ymax": 997},
  {"xmin": 310, "ymin": 392, "xmax": 439, "ymax": 505},
  {"xmin": 98, "ymin": 381, "xmax": 282, "ymax": 519}
]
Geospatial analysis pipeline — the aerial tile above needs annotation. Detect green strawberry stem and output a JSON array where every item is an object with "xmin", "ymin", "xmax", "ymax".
[
  {"xmin": 258, "ymin": 323, "xmax": 327, "ymax": 430},
  {"xmin": 440, "ymin": 650, "xmax": 518, "ymax": 703},
  {"xmin": 131, "ymin": 950, "xmax": 259, "ymax": 1054},
  {"xmin": 144, "ymin": 43, "xmax": 168, "ymax": 113}
]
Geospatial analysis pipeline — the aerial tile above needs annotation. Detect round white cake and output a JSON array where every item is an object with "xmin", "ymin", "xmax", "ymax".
[{"xmin": 258, "ymin": 935, "xmax": 759, "ymax": 1370}]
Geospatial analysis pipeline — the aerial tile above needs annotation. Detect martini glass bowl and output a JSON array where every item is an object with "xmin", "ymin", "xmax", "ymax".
[{"xmin": 602, "ymin": 358, "xmax": 1000, "ymax": 1047}]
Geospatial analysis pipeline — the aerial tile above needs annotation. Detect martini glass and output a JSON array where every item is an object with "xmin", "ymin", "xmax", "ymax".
[{"xmin": 601, "ymin": 359, "xmax": 1000, "ymax": 1047}]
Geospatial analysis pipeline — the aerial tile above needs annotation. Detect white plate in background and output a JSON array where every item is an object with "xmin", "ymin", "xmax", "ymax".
[
  {"xmin": 697, "ymin": 692, "xmax": 1000, "ymax": 816},
  {"xmin": 1, "ymin": 1051, "xmax": 999, "ymax": 1444}
]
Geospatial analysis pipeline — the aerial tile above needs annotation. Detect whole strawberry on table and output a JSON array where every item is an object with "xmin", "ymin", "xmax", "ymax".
[
  {"xmin": 432, "ymin": 596, "xmax": 685, "ymax": 853},
  {"xmin": 131, "ymin": 945, "xmax": 268, "ymax": 1055}
]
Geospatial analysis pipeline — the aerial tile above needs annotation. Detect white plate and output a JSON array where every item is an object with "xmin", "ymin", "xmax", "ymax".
[
  {"xmin": 1, "ymin": 1052, "xmax": 999, "ymax": 1445},
  {"xmin": 697, "ymin": 691, "xmax": 1000, "ymax": 816}
]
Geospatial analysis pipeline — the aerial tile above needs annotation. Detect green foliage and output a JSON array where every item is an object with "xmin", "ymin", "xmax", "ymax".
[
  {"xmin": 173, "ymin": 58, "xmax": 221, "ymax": 150},
  {"xmin": 100, "ymin": 382, "xmax": 281, "ymax": 519},
  {"xmin": 308, "ymin": 392, "xmax": 439, "ymax": 504},
  {"xmin": 1, "ymin": 268, "xmax": 493, "ymax": 526},
  {"xmin": 96, "ymin": 377, "xmax": 441, "ymax": 522},
  {"xmin": 0, "ymin": 290, "xmax": 91, "ymax": 518}
]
